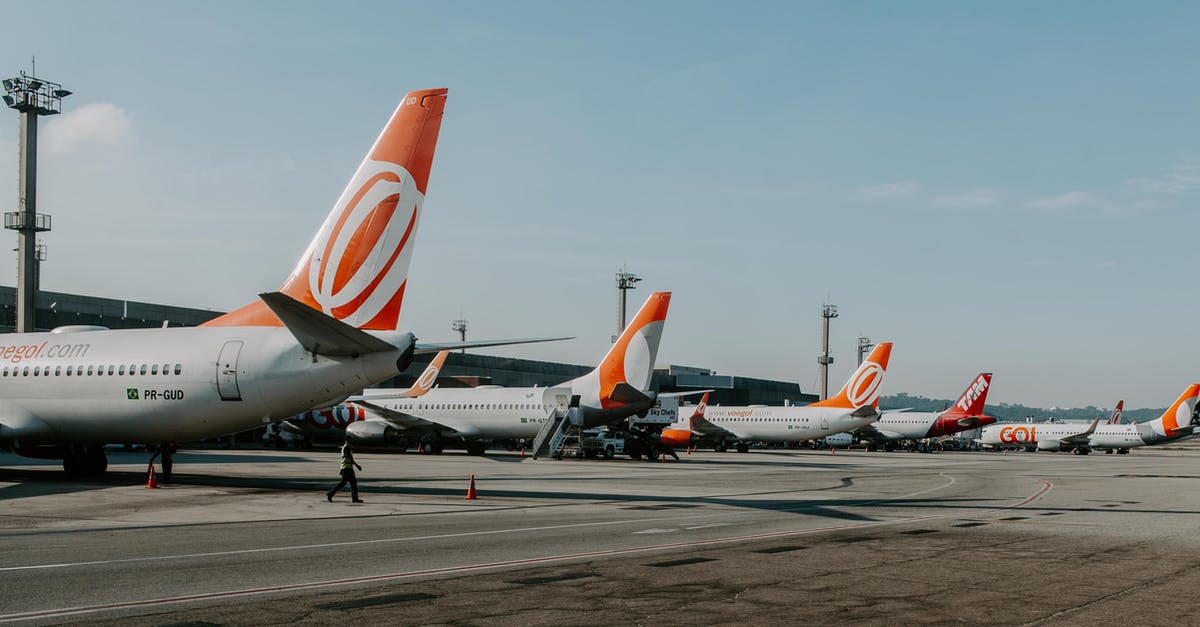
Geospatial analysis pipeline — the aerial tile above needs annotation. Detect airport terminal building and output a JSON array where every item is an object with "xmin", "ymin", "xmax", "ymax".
[{"xmin": 0, "ymin": 286, "xmax": 818, "ymax": 408}]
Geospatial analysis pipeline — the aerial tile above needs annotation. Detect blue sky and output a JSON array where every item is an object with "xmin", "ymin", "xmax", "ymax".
[{"xmin": 0, "ymin": 1, "xmax": 1197, "ymax": 408}]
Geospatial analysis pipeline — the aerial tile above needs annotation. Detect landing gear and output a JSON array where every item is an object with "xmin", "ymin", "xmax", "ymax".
[
  {"xmin": 62, "ymin": 445, "xmax": 108, "ymax": 476},
  {"xmin": 420, "ymin": 440, "xmax": 445, "ymax": 455},
  {"xmin": 714, "ymin": 442, "xmax": 727, "ymax": 453},
  {"xmin": 736, "ymin": 442, "xmax": 750, "ymax": 454},
  {"xmin": 1117, "ymin": 448, "xmax": 1130, "ymax": 454},
  {"xmin": 465, "ymin": 441, "xmax": 488, "ymax": 456},
  {"xmin": 1072, "ymin": 447, "xmax": 1091, "ymax": 455}
]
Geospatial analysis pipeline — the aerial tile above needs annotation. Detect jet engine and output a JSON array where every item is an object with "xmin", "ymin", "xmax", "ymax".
[
  {"xmin": 346, "ymin": 421, "xmax": 401, "ymax": 446},
  {"xmin": 1037, "ymin": 440, "xmax": 1061, "ymax": 452}
]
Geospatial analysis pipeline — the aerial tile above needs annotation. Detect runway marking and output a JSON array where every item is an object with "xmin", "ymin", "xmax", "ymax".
[{"xmin": 0, "ymin": 478, "xmax": 1053, "ymax": 623}]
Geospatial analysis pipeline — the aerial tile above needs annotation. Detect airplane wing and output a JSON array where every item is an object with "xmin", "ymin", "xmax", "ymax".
[
  {"xmin": 686, "ymin": 396, "xmax": 736, "ymax": 439},
  {"xmin": 414, "ymin": 336, "xmax": 572, "ymax": 354},
  {"xmin": 1058, "ymin": 418, "xmax": 1101, "ymax": 446},
  {"xmin": 352, "ymin": 401, "xmax": 461, "ymax": 435},
  {"xmin": 854, "ymin": 423, "xmax": 904, "ymax": 441}
]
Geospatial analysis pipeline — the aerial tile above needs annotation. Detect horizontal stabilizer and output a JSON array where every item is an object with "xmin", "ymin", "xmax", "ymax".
[
  {"xmin": 609, "ymin": 382, "xmax": 652, "ymax": 404},
  {"xmin": 414, "ymin": 336, "xmax": 573, "ymax": 354},
  {"xmin": 851, "ymin": 405, "xmax": 880, "ymax": 418},
  {"xmin": 259, "ymin": 292, "xmax": 397, "ymax": 356},
  {"xmin": 659, "ymin": 389, "xmax": 713, "ymax": 399}
]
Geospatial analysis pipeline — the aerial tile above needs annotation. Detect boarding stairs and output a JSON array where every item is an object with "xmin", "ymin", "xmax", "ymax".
[{"xmin": 531, "ymin": 395, "xmax": 582, "ymax": 459}]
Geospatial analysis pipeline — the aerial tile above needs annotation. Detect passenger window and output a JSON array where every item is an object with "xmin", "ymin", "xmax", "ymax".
[
  {"xmin": 1, "ymin": 367, "xmax": 7, "ymax": 376},
  {"xmin": 87, "ymin": 366, "xmax": 94, "ymax": 376},
  {"xmin": 21, "ymin": 366, "xmax": 27, "ymax": 376},
  {"xmin": 55, "ymin": 366, "xmax": 61, "ymax": 376},
  {"xmin": 33, "ymin": 366, "xmax": 39, "ymax": 376},
  {"xmin": 174, "ymin": 363, "xmax": 182, "ymax": 375},
  {"xmin": 139, "ymin": 365, "xmax": 147, "ymax": 375},
  {"xmin": 108, "ymin": 365, "xmax": 115, "ymax": 375},
  {"xmin": 119, "ymin": 365, "xmax": 126, "ymax": 375},
  {"xmin": 162, "ymin": 363, "xmax": 169, "ymax": 374},
  {"xmin": 151, "ymin": 364, "xmax": 159, "ymax": 375},
  {"xmin": 65, "ymin": 366, "xmax": 72, "ymax": 376},
  {"xmin": 97, "ymin": 366, "xmax": 103, "ymax": 376}
]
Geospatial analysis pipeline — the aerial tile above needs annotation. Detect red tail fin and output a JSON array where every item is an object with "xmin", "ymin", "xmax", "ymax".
[
  {"xmin": 1107, "ymin": 400, "xmax": 1124, "ymax": 425},
  {"xmin": 945, "ymin": 373, "xmax": 992, "ymax": 417}
]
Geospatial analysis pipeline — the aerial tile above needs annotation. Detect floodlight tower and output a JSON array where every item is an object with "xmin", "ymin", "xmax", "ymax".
[
  {"xmin": 3, "ymin": 69, "xmax": 69, "ymax": 332},
  {"xmin": 614, "ymin": 268, "xmax": 641, "ymax": 342},
  {"xmin": 451, "ymin": 317, "xmax": 468, "ymax": 353},
  {"xmin": 857, "ymin": 336, "xmax": 874, "ymax": 366},
  {"xmin": 817, "ymin": 304, "xmax": 838, "ymax": 400}
]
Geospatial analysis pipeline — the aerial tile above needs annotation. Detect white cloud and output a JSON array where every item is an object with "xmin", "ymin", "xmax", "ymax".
[
  {"xmin": 856, "ymin": 181, "xmax": 921, "ymax": 199},
  {"xmin": 1023, "ymin": 190, "xmax": 1095, "ymax": 210},
  {"xmin": 1123, "ymin": 160, "xmax": 1200, "ymax": 194},
  {"xmin": 934, "ymin": 188, "xmax": 998, "ymax": 209},
  {"xmin": 42, "ymin": 102, "xmax": 134, "ymax": 154}
]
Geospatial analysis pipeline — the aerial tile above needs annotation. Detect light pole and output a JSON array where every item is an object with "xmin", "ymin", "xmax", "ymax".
[
  {"xmin": 451, "ymin": 317, "xmax": 468, "ymax": 353},
  {"xmin": 818, "ymin": 304, "xmax": 838, "ymax": 400},
  {"xmin": 3, "ymin": 71, "xmax": 69, "ymax": 332},
  {"xmin": 614, "ymin": 269, "xmax": 641, "ymax": 342}
]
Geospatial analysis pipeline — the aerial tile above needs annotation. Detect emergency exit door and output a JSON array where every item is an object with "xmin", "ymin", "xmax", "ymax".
[{"xmin": 217, "ymin": 340, "xmax": 244, "ymax": 401}]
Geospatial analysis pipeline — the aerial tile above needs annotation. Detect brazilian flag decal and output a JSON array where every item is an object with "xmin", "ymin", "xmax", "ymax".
[{"xmin": 127, "ymin": 388, "xmax": 139, "ymax": 400}]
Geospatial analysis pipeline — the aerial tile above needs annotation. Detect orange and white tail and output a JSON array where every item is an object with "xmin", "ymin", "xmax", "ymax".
[
  {"xmin": 945, "ymin": 373, "xmax": 992, "ymax": 417},
  {"xmin": 1107, "ymin": 400, "xmax": 1124, "ymax": 425},
  {"xmin": 569, "ymin": 291, "xmax": 671, "ymax": 409},
  {"xmin": 403, "ymin": 350, "xmax": 449, "ymax": 398},
  {"xmin": 810, "ymin": 342, "xmax": 893, "ymax": 410},
  {"xmin": 1157, "ymin": 385, "xmax": 1200, "ymax": 434},
  {"xmin": 204, "ymin": 88, "xmax": 448, "ymax": 330}
]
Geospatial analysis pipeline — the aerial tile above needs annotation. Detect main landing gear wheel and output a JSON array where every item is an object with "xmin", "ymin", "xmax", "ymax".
[
  {"xmin": 62, "ymin": 445, "xmax": 108, "ymax": 476},
  {"xmin": 736, "ymin": 442, "xmax": 750, "ymax": 454}
]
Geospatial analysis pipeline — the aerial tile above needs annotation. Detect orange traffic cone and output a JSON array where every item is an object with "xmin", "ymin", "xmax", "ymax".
[
  {"xmin": 830, "ymin": 446, "xmax": 836, "ymax": 455},
  {"xmin": 465, "ymin": 474, "xmax": 478, "ymax": 500},
  {"xmin": 520, "ymin": 447, "xmax": 525, "ymax": 459},
  {"xmin": 146, "ymin": 465, "xmax": 159, "ymax": 489}
]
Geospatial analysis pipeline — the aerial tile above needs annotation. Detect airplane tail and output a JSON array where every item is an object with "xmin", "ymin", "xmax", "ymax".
[
  {"xmin": 570, "ymin": 291, "xmax": 671, "ymax": 409},
  {"xmin": 401, "ymin": 350, "xmax": 449, "ymax": 398},
  {"xmin": 809, "ymin": 342, "xmax": 893, "ymax": 411},
  {"xmin": 1107, "ymin": 400, "xmax": 1124, "ymax": 425},
  {"xmin": 944, "ymin": 373, "xmax": 993, "ymax": 417},
  {"xmin": 1156, "ymin": 385, "xmax": 1200, "ymax": 435},
  {"xmin": 204, "ymin": 88, "xmax": 449, "ymax": 330}
]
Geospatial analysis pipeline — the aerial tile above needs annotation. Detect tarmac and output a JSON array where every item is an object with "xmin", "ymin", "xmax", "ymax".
[{"xmin": 2, "ymin": 444, "xmax": 1199, "ymax": 625}]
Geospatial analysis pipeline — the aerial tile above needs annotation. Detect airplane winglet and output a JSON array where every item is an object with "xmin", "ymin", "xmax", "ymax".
[{"xmin": 259, "ymin": 291, "xmax": 399, "ymax": 356}]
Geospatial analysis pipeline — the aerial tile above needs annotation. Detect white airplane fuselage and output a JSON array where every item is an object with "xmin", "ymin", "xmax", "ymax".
[
  {"xmin": 681, "ymin": 404, "xmax": 872, "ymax": 442},
  {"xmin": 366, "ymin": 386, "xmax": 569, "ymax": 440},
  {"xmin": 0, "ymin": 327, "xmax": 411, "ymax": 446},
  {"xmin": 978, "ymin": 422, "xmax": 1177, "ymax": 450}
]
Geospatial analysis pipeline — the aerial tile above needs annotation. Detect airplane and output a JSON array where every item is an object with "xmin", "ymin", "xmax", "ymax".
[
  {"xmin": 978, "ymin": 385, "xmax": 1200, "ymax": 455},
  {"xmin": 665, "ymin": 342, "xmax": 894, "ymax": 453},
  {"xmin": 857, "ymin": 373, "xmax": 995, "ymax": 451},
  {"xmin": 0, "ymin": 88, "xmax": 559, "ymax": 475},
  {"xmin": 344, "ymin": 291, "xmax": 673, "ymax": 456},
  {"xmin": 276, "ymin": 351, "xmax": 449, "ymax": 445}
]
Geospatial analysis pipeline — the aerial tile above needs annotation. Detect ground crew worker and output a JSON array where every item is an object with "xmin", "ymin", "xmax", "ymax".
[{"xmin": 326, "ymin": 435, "xmax": 364, "ymax": 503}]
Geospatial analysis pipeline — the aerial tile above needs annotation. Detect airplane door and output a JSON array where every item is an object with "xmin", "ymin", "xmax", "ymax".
[
  {"xmin": 217, "ymin": 340, "xmax": 244, "ymax": 401},
  {"xmin": 820, "ymin": 415, "xmax": 830, "ymax": 431}
]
